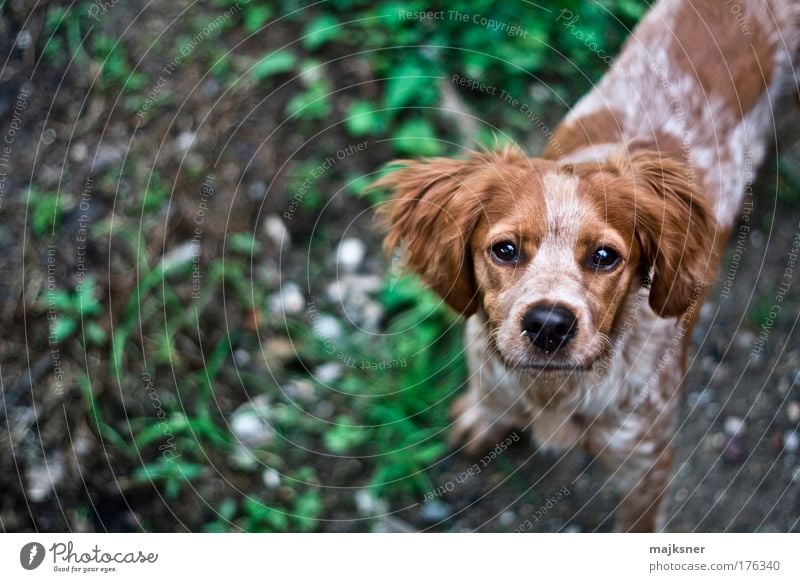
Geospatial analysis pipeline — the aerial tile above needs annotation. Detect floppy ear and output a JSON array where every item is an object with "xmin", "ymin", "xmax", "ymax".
[
  {"xmin": 613, "ymin": 150, "xmax": 717, "ymax": 318},
  {"xmin": 371, "ymin": 157, "xmax": 487, "ymax": 316}
]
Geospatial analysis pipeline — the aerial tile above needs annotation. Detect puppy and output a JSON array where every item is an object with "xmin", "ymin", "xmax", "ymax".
[{"xmin": 375, "ymin": 0, "xmax": 800, "ymax": 531}]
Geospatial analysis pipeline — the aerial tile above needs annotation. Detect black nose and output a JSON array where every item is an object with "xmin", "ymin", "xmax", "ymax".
[{"xmin": 521, "ymin": 304, "xmax": 578, "ymax": 353}]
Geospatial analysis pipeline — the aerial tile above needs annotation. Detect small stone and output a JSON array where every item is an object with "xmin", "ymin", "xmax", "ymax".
[
  {"xmin": 159, "ymin": 241, "xmax": 199, "ymax": 271},
  {"xmin": 263, "ymin": 214, "xmax": 290, "ymax": 248},
  {"xmin": 312, "ymin": 314, "xmax": 342, "ymax": 340},
  {"xmin": 269, "ymin": 283, "xmax": 305, "ymax": 316},
  {"xmin": 688, "ymin": 390, "xmax": 713, "ymax": 408},
  {"xmin": 499, "ymin": 510, "xmax": 516, "ymax": 527},
  {"xmin": 284, "ymin": 379, "xmax": 315, "ymax": 401},
  {"xmin": 231, "ymin": 443, "xmax": 259, "ymax": 470},
  {"xmin": 26, "ymin": 453, "xmax": 65, "ymax": 502},
  {"xmin": 262, "ymin": 468, "xmax": 281, "ymax": 489},
  {"xmin": 230, "ymin": 403, "xmax": 273, "ymax": 447},
  {"xmin": 735, "ymin": 330, "xmax": 755, "ymax": 351},
  {"xmin": 248, "ymin": 180, "xmax": 266, "ymax": 200},
  {"xmin": 176, "ymin": 130, "xmax": 196, "ymax": 152},
  {"xmin": 233, "ymin": 349, "xmax": 251, "ymax": 367},
  {"xmin": 724, "ymin": 416, "xmax": 745, "ymax": 436},
  {"xmin": 783, "ymin": 430, "xmax": 800, "ymax": 454},
  {"xmin": 355, "ymin": 489, "xmax": 388, "ymax": 516},
  {"xmin": 313, "ymin": 400, "xmax": 335, "ymax": 420},
  {"xmin": 419, "ymin": 500, "xmax": 452, "ymax": 524},
  {"xmin": 787, "ymin": 401, "xmax": 800, "ymax": 423},
  {"xmin": 263, "ymin": 337, "xmax": 296, "ymax": 368},
  {"xmin": 337, "ymin": 238, "xmax": 366, "ymax": 272},
  {"xmin": 71, "ymin": 142, "xmax": 88, "ymax": 163},
  {"xmin": 315, "ymin": 362, "xmax": 343, "ymax": 384}
]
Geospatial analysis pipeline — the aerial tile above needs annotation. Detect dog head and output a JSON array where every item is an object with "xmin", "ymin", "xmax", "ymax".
[{"xmin": 374, "ymin": 146, "xmax": 716, "ymax": 374}]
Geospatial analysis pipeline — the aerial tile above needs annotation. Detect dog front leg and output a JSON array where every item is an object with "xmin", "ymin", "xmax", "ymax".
[{"xmin": 589, "ymin": 409, "xmax": 677, "ymax": 532}]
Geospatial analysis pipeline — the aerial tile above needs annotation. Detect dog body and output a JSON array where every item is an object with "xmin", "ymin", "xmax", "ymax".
[{"xmin": 378, "ymin": 0, "xmax": 800, "ymax": 531}]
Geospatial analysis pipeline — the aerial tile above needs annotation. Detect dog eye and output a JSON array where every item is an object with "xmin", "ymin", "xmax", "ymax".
[
  {"xmin": 589, "ymin": 246, "xmax": 620, "ymax": 270},
  {"xmin": 490, "ymin": 241, "xmax": 519, "ymax": 263}
]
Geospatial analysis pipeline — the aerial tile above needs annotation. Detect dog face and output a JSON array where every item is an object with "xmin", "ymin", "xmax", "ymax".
[{"xmin": 375, "ymin": 147, "xmax": 715, "ymax": 374}]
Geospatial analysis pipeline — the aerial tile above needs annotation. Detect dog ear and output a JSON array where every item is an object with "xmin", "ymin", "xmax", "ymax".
[
  {"xmin": 371, "ymin": 156, "xmax": 488, "ymax": 316},
  {"xmin": 613, "ymin": 150, "xmax": 717, "ymax": 318}
]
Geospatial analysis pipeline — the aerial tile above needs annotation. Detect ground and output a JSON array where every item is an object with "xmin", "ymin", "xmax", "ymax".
[{"xmin": 0, "ymin": 0, "xmax": 799, "ymax": 533}]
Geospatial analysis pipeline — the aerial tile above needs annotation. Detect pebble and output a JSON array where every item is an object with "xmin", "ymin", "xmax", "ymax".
[
  {"xmin": 263, "ymin": 214, "xmax": 290, "ymax": 248},
  {"xmin": 262, "ymin": 468, "xmax": 281, "ymax": 490},
  {"xmin": 326, "ymin": 274, "xmax": 383, "ymax": 304},
  {"xmin": 787, "ymin": 401, "xmax": 800, "ymax": 424},
  {"xmin": 26, "ymin": 453, "xmax": 65, "ymax": 502},
  {"xmin": 176, "ymin": 130, "xmax": 196, "ymax": 152},
  {"xmin": 315, "ymin": 362, "xmax": 343, "ymax": 384},
  {"xmin": 233, "ymin": 349, "xmax": 251, "ymax": 367},
  {"xmin": 687, "ymin": 390, "xmax": 713, "ymax": 408},
  {"xmin": 231, "ymin": 443, "xmax": 259, "ymax": 470},
  {"xmin": 263, "ymin": 337, "xmax": 296, "ymax": 368},
  {"xmin": 159, "ymin": 241, "xmax": 199, "ymax": 271},
  {"xmin": 724, "ymin": 416, "xmax": 746, "ymax": 436},
  {"xmin": 312, "ymin": 314, "xmax": 342, "ymax": 340},
  {"xmin": 499, "ymin": 510, "xmax": 516, "ymax": 527},
  {"xmin": 783, "ymin": 430, "xmax": 800, "ymax": 454},
  {"xmin": 734, "ymin": 330, "xmax": 755, "ymax": 351},
  {"xmin": 269, "ymin": 283, "xmax": 305, "ymax": 316},
  {"xmin": 337, "ymin": 238, "xmax": 366, "ymax": 272},
  {"xmin": 70, "ymin": 142, "xmax": 88, "ymax": 163},
  {"xmin": 283, "ymin": 379, "xmax": 315, "ymax": 401},
  {"xmin": 230, "ymin": 400, "xmax": 273, "ymax": 447},
  {"xmin": 419, "ymin": 500, "xmax": 452, "ymax": 524},
  {"xmin": 354, "ymin": 489, "xmax": 388, "ymax": 516},
  {"xmin": 313, "ymin": 400, "xmax": 336, "ymax": 420}
]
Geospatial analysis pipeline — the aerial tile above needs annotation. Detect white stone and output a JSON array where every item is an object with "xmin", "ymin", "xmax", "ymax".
[
  {"xmin": 313, "ymin": 314, "xmax": 342, "ymax": 340},
  {"xmin": 724, "ymin": 416, "xmax": 745, "ymax": 436},
  {"xmin": 315, "ymin": 362, "xmax": 343, "ymax": 384},
  {"xmin": 337, "ymin": 238, "xmax": 366, "ymax": 272},
  {"xmin": 230, "ymin": 405, "xmax": 273, "ymax": 447},
  {"xmin": 269, "ymin": 283, "xmax": 305, "ymax": 316},
  {"xmin": 262, "ymin": 468, "xmax": 281, "ymax": 489},
  {"xmin": 783, "ymin": 430, "xmax": 800, "ymax": 454},
  {"xmin": 787, "ymin": 401, "xmax": 800, "ymax": 423},
  {"xmin": 263, "ymin": 214, "xmax": 290, "ymax": 248}
]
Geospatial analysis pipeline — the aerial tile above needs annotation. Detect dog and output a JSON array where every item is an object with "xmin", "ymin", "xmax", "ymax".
[{"xmin": 374, "ymin": 0, "xmax": 800, "ymax": 531}]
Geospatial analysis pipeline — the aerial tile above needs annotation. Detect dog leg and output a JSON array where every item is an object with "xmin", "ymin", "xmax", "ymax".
[
  {"xmin": 588, "ymin": 409, "xmax": 677, "ymax": 532},
  {"xmin": 450, "ymin": 316, "xmax": 526, "ymax": 454}
]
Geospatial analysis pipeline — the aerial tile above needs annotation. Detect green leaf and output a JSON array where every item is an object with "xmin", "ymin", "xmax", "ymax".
[
  {"xmin": 228, "ymin": 232, "xmax": 263, "ymax": 255},
  {"xmin": 244, "ymin": 5, "xmax": 272, "ymax": 33},
  {"xmin": 385, "ymin": 61, "xmax": 439, "ymax": 111},
  {"xmin": 323, "ymin": 416, "xmax": 370, "ymax": 454},
  {"xmin": 345, "ymin": 100, "xmax": 382, "ymax": 136},
  {"xmin": 285, "ymin": 79, "xmax": 331, "ymax": 120},
  {"xmin": 250, "ymin": 50, "xmax": 297, "ymax": 81},
  {"xmin": 52, "ymin": 317, "xmax": 77, "ymax": 343},
  {"xmin": 303, "ymin": 15, "xmax": 340, "ymax": 51},
  {"xmin": 392, "ymin": 118, "xmax": 443, "ymax": 156}
]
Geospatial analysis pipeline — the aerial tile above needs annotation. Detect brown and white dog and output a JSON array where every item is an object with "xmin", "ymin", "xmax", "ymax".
[{"xmin": 375, "ymin": 0, "xmax": 800, "ymax": 531}]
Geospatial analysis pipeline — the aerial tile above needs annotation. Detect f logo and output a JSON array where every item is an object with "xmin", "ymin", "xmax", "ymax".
[{"xmin": 20, "ymin": 542, "xmax": 45, "ymax": 570}]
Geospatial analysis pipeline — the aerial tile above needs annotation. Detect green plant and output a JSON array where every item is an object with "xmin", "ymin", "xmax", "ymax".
[{"xmin": 44, "ymin": 278, "xmax": 104, "ymax": 343}]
